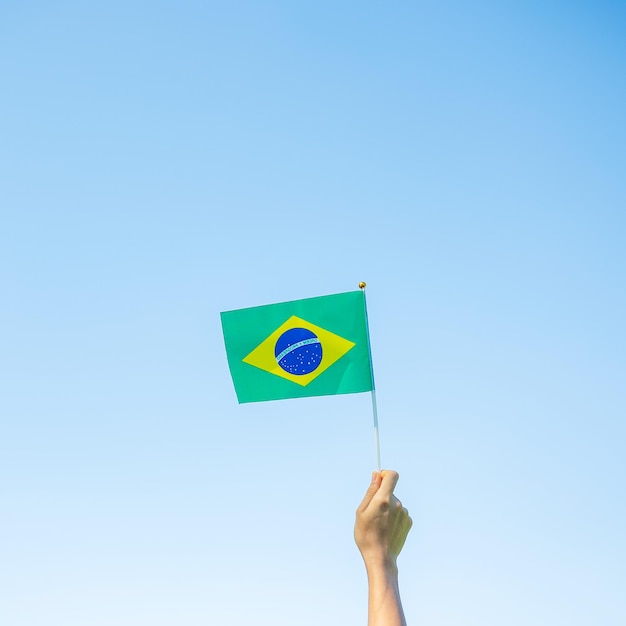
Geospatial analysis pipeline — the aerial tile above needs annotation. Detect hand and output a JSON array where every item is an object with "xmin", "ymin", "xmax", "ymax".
[{"xmin": 354, "ymin": 470, "xmax": 412, "ymax": 572}]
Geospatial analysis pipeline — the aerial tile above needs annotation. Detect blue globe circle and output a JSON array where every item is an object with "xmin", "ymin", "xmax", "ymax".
[{"xmin": 274, "ymin": 327, "xmax": 323, "ymax": 375}]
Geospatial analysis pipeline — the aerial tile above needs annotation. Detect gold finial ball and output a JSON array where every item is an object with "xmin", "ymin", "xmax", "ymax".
[{"xmin": 358, "ymin": 281, "xmax": 367, "ymax": 289}]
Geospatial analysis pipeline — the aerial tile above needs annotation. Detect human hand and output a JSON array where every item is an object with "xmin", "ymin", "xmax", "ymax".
[{"xmin": 354, "ymin": 470, "xmax": 412, "ymax": 572}]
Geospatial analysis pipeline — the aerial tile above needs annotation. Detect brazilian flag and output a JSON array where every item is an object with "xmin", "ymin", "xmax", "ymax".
[{"xmin": 220, "ymin": 290, "xmax": 374, "ymax": 403}]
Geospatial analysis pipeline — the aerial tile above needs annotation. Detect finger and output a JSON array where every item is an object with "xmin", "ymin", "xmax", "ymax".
[
  {"xmin": 378, "ymin": 470, "xmax": 399, "ymax": 499},
  {"xmin": 357, "ymin": 471, "xmax": 382, "ymax": 512}
]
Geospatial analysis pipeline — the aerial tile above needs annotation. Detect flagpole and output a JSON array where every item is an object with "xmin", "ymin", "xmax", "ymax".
[{"xmin": 359, "ymin": 282, "xmax": 381, "ymax": 472}]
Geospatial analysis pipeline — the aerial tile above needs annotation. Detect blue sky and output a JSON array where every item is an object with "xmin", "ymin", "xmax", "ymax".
[{"xmin": 1, "ymin": 2, "xmax": 624, "ymax": 625}]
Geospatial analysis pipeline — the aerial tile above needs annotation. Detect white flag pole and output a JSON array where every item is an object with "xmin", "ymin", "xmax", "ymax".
[{"xmin": 359, "ymin": 282, "xmax": 381, "ymax": 472}]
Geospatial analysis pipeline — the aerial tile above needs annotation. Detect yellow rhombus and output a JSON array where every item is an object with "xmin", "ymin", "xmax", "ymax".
[{"xmin": 242, "ymin": 315, "xmax": 356, "ymax": 386}]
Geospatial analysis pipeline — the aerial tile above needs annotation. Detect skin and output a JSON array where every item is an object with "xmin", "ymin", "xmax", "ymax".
[{"xmin": 355, "ymin": 470, "xmax": 412, "ymax": 626}]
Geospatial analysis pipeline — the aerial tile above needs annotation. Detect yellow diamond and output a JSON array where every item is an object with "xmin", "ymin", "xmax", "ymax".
[{"xmin": 242, "ymin": 316, "xmax": 355, "ymax": 386}]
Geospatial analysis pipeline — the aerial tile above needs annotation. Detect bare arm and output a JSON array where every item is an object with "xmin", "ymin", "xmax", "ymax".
[{"xmin": 354, "ymin": 470, "xmax": 412, "ymax": 626}]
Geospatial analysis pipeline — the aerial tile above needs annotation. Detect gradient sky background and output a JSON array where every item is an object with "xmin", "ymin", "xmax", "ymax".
[{"xmin": 1, "ymin": 2, "xmax": 624, "ymax": 625}]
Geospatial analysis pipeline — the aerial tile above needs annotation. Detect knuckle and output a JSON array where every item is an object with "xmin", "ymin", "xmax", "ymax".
[
  {"xmin": 377, "ymin": 501, "xmax": 390, "ymax": 514},
  {"xmin": 378, "ymin": 495, "xmax": 391, "ymax": 509}
]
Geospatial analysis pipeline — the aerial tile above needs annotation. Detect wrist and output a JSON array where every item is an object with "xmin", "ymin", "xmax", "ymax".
[{"xmin": 362, "ymin": 552, "xmax": 399, "ymax": 578}]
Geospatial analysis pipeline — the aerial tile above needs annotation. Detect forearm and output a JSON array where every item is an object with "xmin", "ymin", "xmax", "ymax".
[{"xmin": 365, "ymin": 560, "xmax": 407, "ymax": 626}]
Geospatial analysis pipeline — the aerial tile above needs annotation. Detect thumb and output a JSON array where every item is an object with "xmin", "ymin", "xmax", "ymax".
[
  {"xmin": 378, "ymin": 470, "xmax": 399, "ymax": 499},
  {"xmin": 357, "ymin": 472, "xmax": 382, "ymax": 512}
]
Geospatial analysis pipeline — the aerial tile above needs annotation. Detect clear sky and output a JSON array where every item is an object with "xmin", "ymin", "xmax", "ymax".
[{"xmin": 1, "ymin": 2, "xmax": 624, "ymax": 625}]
